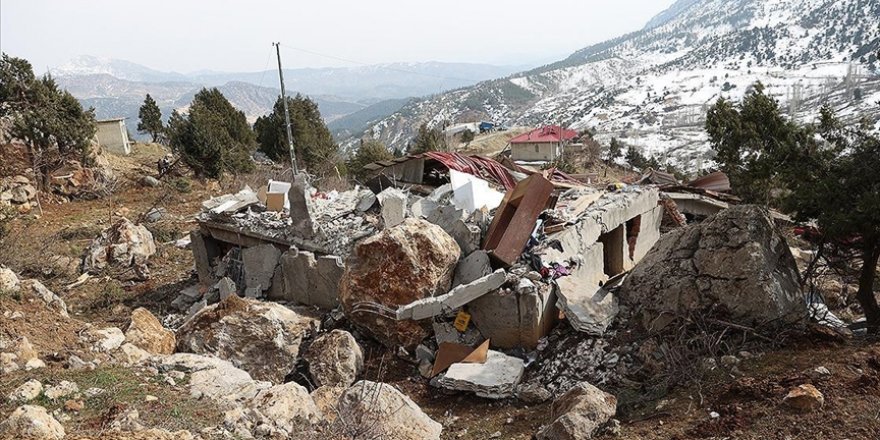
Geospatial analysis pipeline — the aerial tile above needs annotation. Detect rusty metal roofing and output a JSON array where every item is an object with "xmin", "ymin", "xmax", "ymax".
[{"xmin": 688, "ymin": 171, "xmax": 731, "ymax": 192}]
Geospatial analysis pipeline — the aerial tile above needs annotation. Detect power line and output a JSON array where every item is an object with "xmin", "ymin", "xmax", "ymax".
[
  {"xmin": 277, "ymin": 43, "xmax": 481, "ymax": 84},
  {"xmin": 256, "ymin": 45, "xmax": 275, "ymax": 89}
]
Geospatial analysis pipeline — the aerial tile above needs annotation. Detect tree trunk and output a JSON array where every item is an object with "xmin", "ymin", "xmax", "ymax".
[{"xmin": 857, "ymin": 235, "xmax": 880, "ymax": 333}]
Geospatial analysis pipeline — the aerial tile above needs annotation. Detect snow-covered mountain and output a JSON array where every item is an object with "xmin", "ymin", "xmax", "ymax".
[
  {"xmin": 356, "ymin": 0, "xmax": 880, "ymax": 171},
  {"xmin": 53, "ymin": 56, "xmax": 525, "ymax": 102}
]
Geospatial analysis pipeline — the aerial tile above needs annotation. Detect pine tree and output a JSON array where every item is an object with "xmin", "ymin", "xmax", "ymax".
[
  {"xmin": 410, "ymin": 123, "xmax": 447, "ymax": 154},
  {"xmin": 348, "ymin": 139, "xmax": 393, "ymax": 180},
  {"xmin": 167, "ymin": 88, "xmax": 255, "ymax": 178},
  {"xmin": 0, "ymin": 53, "xmax": 97, "ymax": 186},
  {"xmin": 137, "ymin": 94, "xmax": 164, "ymax": 143},
  {"xmin": 606, "ymin": 138, "xmax": 623, "ymax": 165},
  {"xmin": 254, "ymin": 94, "xmax": 340, "ymax": 175}
]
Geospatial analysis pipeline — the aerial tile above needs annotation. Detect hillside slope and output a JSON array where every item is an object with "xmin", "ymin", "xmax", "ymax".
[{"xmin": 356, "ymin": 0, "xmax": 880, "ymax": 169}]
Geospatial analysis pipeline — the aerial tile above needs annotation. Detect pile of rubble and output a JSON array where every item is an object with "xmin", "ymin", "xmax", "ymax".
[
  {"xmin": 0, "ymin": 175, "xmax": 38, "ymax": 213},
  {"xmin": 151, "ymin": 156, "xmax": 821, "ymax": 438}
]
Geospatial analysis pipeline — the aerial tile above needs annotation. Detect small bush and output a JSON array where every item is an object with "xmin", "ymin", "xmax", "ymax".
[{"xmin": 171, "ymin": 177, "xmax": 192, "ymax": 193}]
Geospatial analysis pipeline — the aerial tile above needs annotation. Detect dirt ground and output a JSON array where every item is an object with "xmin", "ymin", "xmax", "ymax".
[{"xmin": 1, "ymin": 143, "xmax": 879, "ymax": 439}]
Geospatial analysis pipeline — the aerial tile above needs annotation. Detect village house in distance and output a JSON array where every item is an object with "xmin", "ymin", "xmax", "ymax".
[{"xmin": 509, "ymin": 125, "xmax": 577, "ymax": 162}]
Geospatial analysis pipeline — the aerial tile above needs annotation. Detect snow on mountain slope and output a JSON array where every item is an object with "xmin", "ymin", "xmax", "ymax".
[{"xmin": 357, "ymin": 0, "xmax": 880, "ymax": 171}]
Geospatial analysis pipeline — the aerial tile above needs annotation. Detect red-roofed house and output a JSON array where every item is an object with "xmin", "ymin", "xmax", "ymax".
[{"xmin": 509, "ymin": 125, "xmax": 578, "ymax": 162}]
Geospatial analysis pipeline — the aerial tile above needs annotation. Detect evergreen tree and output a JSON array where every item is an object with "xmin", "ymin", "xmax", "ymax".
[
  {"xmin": 0, "ymin": 53, "xmax": 97, "ymax": 185},
  {"xmin": 625, "ymin": 146, "xmax": 649, "ymax": 169},
  {"xmin": 167, "ymin": 88, "xmax": 255, "ymax": 178},
  {"xmin": 137, "ymin": 94, "xmax": 164, "ymax": 143},
  {"xmin": 347, "ymin": 139, "xmax": 393, "ymax": 180},
  {"xmin": 461, "ymin": 129, "xmax": 475, "ymax": 144},
  {"xmin": 410, "ymin": 123, "xmax": 447, "ymax": 154},
  {"xmin": 605, "ymin": 137, "xmax": 623, "ymax": 165},
  {"xmin": 254, "ymin": 94, "xmax": 339, "ymax": 175},
  {"xmin": 705, "ymin": 82, "xmax": 812, "ymax": 203}
]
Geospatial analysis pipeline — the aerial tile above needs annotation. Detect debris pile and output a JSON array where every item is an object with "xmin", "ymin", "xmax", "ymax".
[{"xmin": 81, "ymin": 217, "xmax": 157, "ymax": 280}]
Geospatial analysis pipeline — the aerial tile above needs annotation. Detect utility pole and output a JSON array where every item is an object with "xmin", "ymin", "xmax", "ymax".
[{"xmin": 273, "ymin": 42, "xmax": 299, "ymax": 175}]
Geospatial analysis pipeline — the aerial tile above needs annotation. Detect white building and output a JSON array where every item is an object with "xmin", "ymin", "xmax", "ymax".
[{"xmin": 95, "ymin": 118, "xmax": 131, "ymax": 155}]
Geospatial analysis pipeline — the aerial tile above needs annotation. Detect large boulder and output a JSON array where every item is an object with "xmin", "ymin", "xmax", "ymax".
[
  {"xmin": 303, "ymin": 329, "xmax": 364, "ymax": 388},
  {"xmin": 340, "ymin": 218, "xmax": 460, "ymax": 349},
  {"xmin": 331, "ymin": 381, "xmax": 442, "ymax": 440},
  {"xmin": 537, "ymin": 382, "xmax": 617, "ymax": 440},
  {"xmin": 0, "ymin": 266, "xmax": 19, "ymax": 291},
  {"xmin": 175, "ymin": 294, "xmax": 319, "ymax": 383},
  {"xmin": 125, "ymin": 307, "xmax": 176, "ymax": 355},
  {"xmin": 0, "ymin": 405, "xmax": 65, "ymax": 440},
  {"xmin": 620, "ymin": 205, "xmax": 806, "ymax": 331},
  {"xmin": 82, "ymin": 217, "xmax": 156, "ymax": 277}
]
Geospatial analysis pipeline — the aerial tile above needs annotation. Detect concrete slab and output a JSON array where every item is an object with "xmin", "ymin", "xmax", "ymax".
[
  {"xmin": 191, "ymin": 230, "xmax": 220, "ymax": 285},
  {"xmin": 469, "ymin": 277, "xmax": 557, "ymax": 350},
  {"xmin": 427, "ymin": 205, "xmax": 481, "ymax": 255},
  {"xmin": 396, "ymin": 270, "xmax": 506, "ymax": 321},
  {"xmin": 278, "ymin": 250, "xmax": 343, "ymax": 309},
  {"xmin": 437, "ymin": 350, "xmax": 524, "ymax": 399},
  {"xmin": 242, "ymin": 244, "xmax": 282, "ymax": 292},
  {"xmin": 453, "ymin": 251, "xmax": 492, "ymax": 287}
]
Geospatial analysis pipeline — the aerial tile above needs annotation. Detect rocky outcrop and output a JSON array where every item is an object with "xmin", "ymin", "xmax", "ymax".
[
  {"xmin": 620, "ymin": 205, "xmax": 806, "ymax": 331},
  {"xmin": 331, "ymin": 381, "xmax": 442, "ymax": 440},
  {"xmin": 303, "ymin": 329, "xmax": 364, "ymax": 388},
  {"xmin": 537, "ymin": 382, "xmax": 617, "ymax": 440},
  {"xmin": 81, "ymin": 217, "xmax": 156, "ymax": 278},
  {"xmin": 175, "ymin": 294, "xmax": 319, "ymax": 383},
  {"xmin": 0, "ymin": 405, "xmax": 65, "ymax": 440},
  {"xmin": 125, "ymin": 307, "xmax": 175, "ymax": 355},
  {"xmin": 340, "ymin": 218, "xmax": 460, "ymax": 349}
]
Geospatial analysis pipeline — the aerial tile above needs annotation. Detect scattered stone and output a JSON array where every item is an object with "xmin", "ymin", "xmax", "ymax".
[
  {"xmin": 81, "ymin": 218, "xmax": 157, "ymax": 277},
  {"xmin": 84, "ymin": 388, "xmax": 105, "ymax": 398},
  {"xmin": 145, "ymin": 395, "xmax": 159, "ymax": 402},
  {"xmin": 620, "ymin": 205, "xmax": 806, "ymax": 331},
  {"xmin": 18, "ymin": 279, "xmax": 68, "ymax": 317},
  {"xmin": 216, "ymin": 277, "xmax": 237, "ymax": 302},
  {"xmin": 241, "ymin": 382, "xmax": 321, "ymax": 435},
  {"xmin": 516, "ymin": 382, "xmax": 553, "ymax": 403},
  {"xmin": 811, "ymin": 366, "xmax": 832, "ymax": 378},
  {"xmin": 64, "ymin": 400, "xmax": 84, "ymax": 412},
  {"xmin": 144, "ymin": 207, "xmax": 165, "ymax": 222},
  {"xmin": 67, "ymin": 355, "xmax": 96, "ymax": 371},
  {"xmin": 437, "ymin": 350, "xmax": 524, "ymax": 399},
  {"xmin": 784, "ymin": 384, "xmax": 824, "ymax": 412},
  {"xmin": 175, "ymin": 294, "xmax": 319, "ymax": 383},
  {"xmin": 303, "ymin": 329, "xmax": 364, "ymax": 388},
  {"xmin": 24, "ymin": 358, "xmax": 46, "ymax": 370},
  {"xmin": 153, "ymin": 353, "xmax": 270, "ymax": 409},
  {"xmin": 720, "ymin": 355, "xmax": 740, "ymax": 368},
  {"xmin": 340, "ymin": 218, "xmax": 460, "ymax": 349},
  {"xmin": 115, "ymin": 343, "xmax": 152, "ymax": 365},
  {"xmin": 0, "ymin": 266, "xmax": 20, "ymax": 291},
  {"xmin": 141, "ymin": 176, "xmax": 160, "ymax": 187},
  {"xmin": 537, "ymin": 382, "xmax": 617, "ymax": 440},
  {"xmin": 83, "ymin": 327, "xmax": 126, "ymax": 352},
  {"xmin": 0, "ymin": 405, "xmax": 65, "ymax": 440},
  {"xmin": 12, "ymin": 336, "xmax": 38, "ymax": 362},
  {"xmin": 8, "ymin": 379, "xmax": 43, "ymax": 403},
  {"xmin": 44, "ymin": 381, "xmax": 79, "ymax": 400},
  {"xmin": 0, "ymin": 353, "xmax": 20, "ymax": 374},
  {"xmin": 125, "ymin": 307, "xmax": 176, "ymax": 355},
  {"xmin": 332, "ymin": 381, "xmax": 442, "ymax": 440}
]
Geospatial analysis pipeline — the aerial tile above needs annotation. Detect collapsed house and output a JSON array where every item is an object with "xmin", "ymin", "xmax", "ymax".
[{"xmin": 182, "ymin": 154, "xmax": 665, "ymax": 398}]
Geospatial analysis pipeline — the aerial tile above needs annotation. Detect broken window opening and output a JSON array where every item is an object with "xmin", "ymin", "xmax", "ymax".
[
  {"xmin": 626, "ymin": 215, "xmax": 642, "ymax": 260},
  {"xmin": 599, "ymin": 225, "xmax": 625, "ymax": 277}
]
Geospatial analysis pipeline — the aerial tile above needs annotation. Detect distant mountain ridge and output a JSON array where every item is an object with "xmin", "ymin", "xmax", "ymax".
[
  {"xmin": 54, "ymin": 56, "xmax": 527, "ymax": 141},
  {"xmin": 354, "ymin": 0, "xmax": 880, "ymax": 170}
]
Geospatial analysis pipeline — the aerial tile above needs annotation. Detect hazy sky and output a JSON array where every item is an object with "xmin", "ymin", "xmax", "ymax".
[{"xmin": 2, "ymin": 0, "xmax": 676, "ymax": 73}]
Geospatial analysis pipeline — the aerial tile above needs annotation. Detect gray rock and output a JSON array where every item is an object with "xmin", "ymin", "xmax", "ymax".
[
  {"xmin": 377, "ymin": 187, "xmax": 408, "ymax": 228},
  {"xmin": 303, "ymin": 330, "xmax": 364, "ymax": 388},
  {"xmin": 537, "ymin": 382, "xmax": 617, "ymax": 440},
  {"xmin": 332, "ymin": 381, "xmax": 442, "ymax": 440},
  {"xmin": 7, "ymin": 379, "xmax": 42, "ymax": 403},
  {"xmin": 619, "ymin": 205, "xmax": 806, "ymax": 331},
  {"xmin": 453, "ymin": 250, "xmax": 492, "ymax": 287},
  {"xmin": 141, "ymin": 176, "xmax": 160, "ymax": 187},
  {"xmin": 242, "ymin": 244, "xmax": 282, "ymax": 292},
  {"xmin": 437, "ymin": 350, "xmax": 524, "ymax": 399}
]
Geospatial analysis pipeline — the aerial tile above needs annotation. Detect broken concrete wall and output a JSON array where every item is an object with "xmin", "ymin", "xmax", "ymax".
[
  {"xmin": 469, "ymin": 278, "xmax": 557, "ymax": 350},
  {"xmin": 274, "ymin": 250, "xmax": 344, "ymax": 309},
  {"xmin": 191, "ymin": 230, "xmax": 221, "ymax": 286}
]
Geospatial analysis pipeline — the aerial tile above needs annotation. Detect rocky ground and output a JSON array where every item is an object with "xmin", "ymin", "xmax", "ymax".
[{"xmin": 0, "ymin": 143, "xmax": 878, "ymax": 439}]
